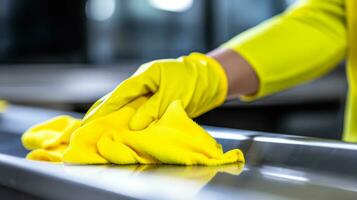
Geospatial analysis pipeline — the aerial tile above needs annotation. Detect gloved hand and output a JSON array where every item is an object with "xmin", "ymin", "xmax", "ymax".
[
  {"xmin": 83, "ymin": 52, "xmax": 228, "ymax": 130},
  {"xmin": 22, "ymin": 97, "xmax": 245, "ymax": 165}
]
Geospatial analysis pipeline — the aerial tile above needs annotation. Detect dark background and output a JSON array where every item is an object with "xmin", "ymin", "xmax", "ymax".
[
  {"xmin": 0, "ymin": 0, "xmax": 288, "ymax": 63},
  {"xmin": 0, "ymin": 0, "xmax": 347, "ymax": 140}
]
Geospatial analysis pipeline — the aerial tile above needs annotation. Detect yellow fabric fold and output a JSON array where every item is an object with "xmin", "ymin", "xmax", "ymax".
[{"xmin": 22, "ymin": 97, "xmax": 244, "ymax": 166}]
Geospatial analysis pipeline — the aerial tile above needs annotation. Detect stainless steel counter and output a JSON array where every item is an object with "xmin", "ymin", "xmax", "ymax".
[{"xmin": 0, "ymin": 105, "xmax": 357, "ymax": 199}]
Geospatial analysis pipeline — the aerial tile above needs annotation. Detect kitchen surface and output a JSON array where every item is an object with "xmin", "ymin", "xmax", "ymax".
[
  {"xmin": 0, "ymin": 0, "xmax": 356, "ymax": 199},
  {"xmin": 1, "ymin": 105, "xmax": 357, "ymax": 199}
]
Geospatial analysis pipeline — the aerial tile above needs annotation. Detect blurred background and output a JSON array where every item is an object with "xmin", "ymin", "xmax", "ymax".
[{"xmin": 0, "ymin": 0, "xmax": 347, "ymax": 140}]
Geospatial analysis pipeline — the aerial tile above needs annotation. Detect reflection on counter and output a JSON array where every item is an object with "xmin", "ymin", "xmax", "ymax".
[{"xmin": 62, "ymin": 163, "xmax": 244, "ymax": 199}]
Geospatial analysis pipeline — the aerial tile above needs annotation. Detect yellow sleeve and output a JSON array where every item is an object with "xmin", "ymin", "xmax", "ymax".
[{"xmin": 222, "ymin": 0, "xmax": 347, "ymax": 101}]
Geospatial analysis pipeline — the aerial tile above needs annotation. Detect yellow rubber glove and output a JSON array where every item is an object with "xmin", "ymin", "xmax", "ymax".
[
  {"xmin": 22, "ymin": 97, "xmax": 244, "ymax": 166},
  {"xmin": 83, "ymin": 52, "xmax": 228, "ymax": 130}
]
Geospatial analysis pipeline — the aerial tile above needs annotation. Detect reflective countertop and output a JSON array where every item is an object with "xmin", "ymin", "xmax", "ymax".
[{"xmin": 0, "ymin": 105, "xmax": 357, "ymax": 199}]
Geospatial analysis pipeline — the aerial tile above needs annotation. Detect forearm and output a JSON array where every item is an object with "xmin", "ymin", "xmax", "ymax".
[
  {"xmin": 207, "ymin": 48, "xmax": 259, "ymax": 100},
  {"xmin": 217, "ymin": 0, "xmax": 346, "ymax": 101}
]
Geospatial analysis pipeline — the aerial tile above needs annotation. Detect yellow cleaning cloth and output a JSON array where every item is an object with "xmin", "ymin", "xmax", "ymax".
[
  {"xmin": 0, "ymin": 100, "xmax": 8, "ymax": 113},
  {"xmin": 22, "ymin": 97, "xmax": 244, "ymax": 165}
]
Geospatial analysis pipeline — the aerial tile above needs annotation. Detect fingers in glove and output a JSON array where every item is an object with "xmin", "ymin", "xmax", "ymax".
[
  {"xmin": 83, "ymin": 75, "xmax": 157, "ymax": 123},
  {"xmin": 129, "ymin": 93, "xmax": 162, "ymax": 131}
]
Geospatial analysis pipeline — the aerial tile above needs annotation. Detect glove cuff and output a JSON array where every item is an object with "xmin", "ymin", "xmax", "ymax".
[{"xmin": 188, "ymin": 52, "xmax": 228, "ymax": 107}]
